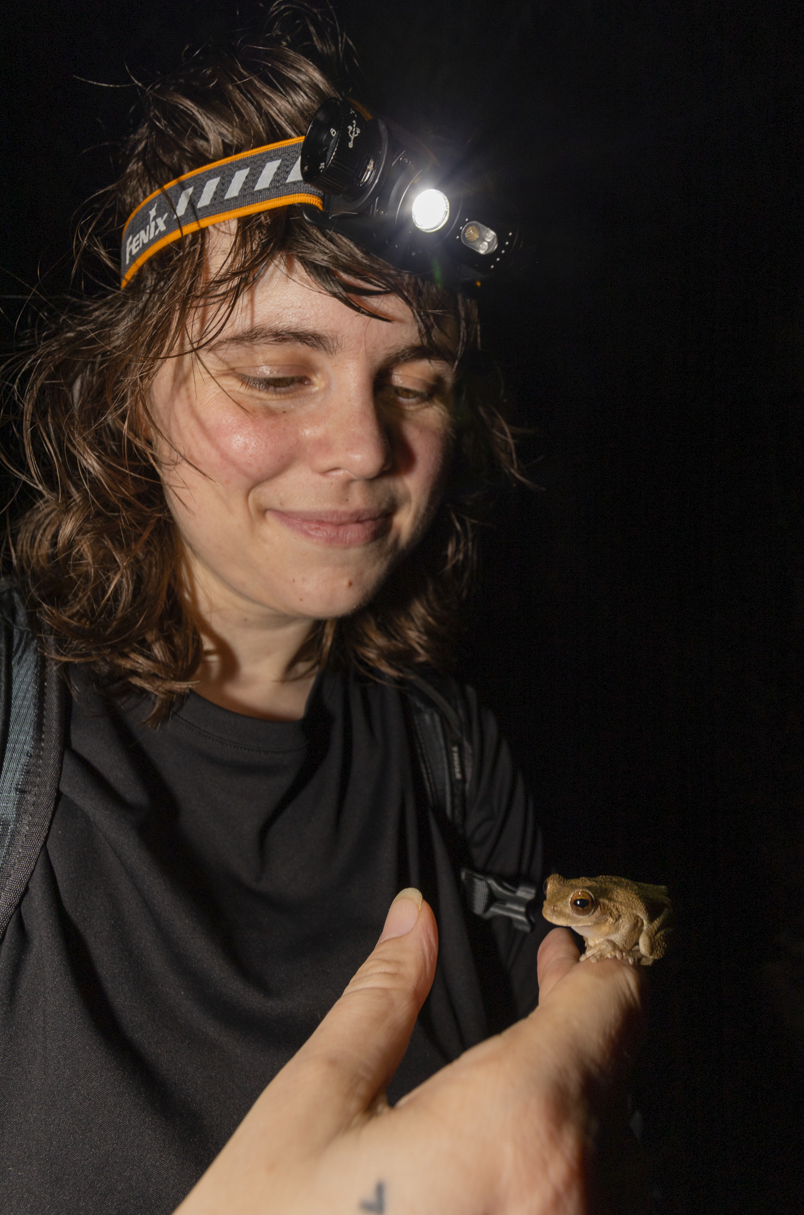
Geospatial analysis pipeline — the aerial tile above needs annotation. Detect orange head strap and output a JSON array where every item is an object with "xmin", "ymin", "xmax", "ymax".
[{"xmin": 120, "ymin": 135, "xmax": 324, "ymax": 287}]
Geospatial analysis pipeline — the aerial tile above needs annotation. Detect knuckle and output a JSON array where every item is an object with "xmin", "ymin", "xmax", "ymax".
[
  {"xmin": 346, "ymin": 940, "xmax": 432, "ymax": 1001},
  {"xmin": 341, "ymin": 972, "xmax": 421, "ymax": 1034}
]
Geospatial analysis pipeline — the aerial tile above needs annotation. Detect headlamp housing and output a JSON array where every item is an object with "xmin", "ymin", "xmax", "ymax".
[{"xmin": 300, "ymin": 98, "xmax": 520, "ymax": 285}]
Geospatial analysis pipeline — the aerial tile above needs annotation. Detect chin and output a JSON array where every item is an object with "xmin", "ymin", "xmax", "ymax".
[
  {"xmin": 305, "ymin": 587, "xmax": 381, "ymax": 622},
  {"xmin": 289, "ymin": 568, "xmax": 389, "ymax": 622}
]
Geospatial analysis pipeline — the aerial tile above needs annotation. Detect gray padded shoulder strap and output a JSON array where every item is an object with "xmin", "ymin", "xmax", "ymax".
[{"xmin": 0, "ymin": 580, "xmax": 66, "ymax": 936}]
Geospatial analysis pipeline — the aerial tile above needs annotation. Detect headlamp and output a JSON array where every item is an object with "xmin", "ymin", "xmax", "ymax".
[
  {"xmin": 119, "ymin": 99, "xmax": 519, "ymax": 288},
  {"xmin": 299, "ymin": 98, "xmax": 520, "ymax": 284}
]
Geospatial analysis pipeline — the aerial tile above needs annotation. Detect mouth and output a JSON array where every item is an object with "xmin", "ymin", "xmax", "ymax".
[{"xmin": 270, "ymin": 508, "xmax": 394, "ymax": 547}]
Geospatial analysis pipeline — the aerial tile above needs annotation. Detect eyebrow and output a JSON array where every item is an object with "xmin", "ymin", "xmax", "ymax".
[
  {"xmin": 210, "ymin": 325, "xmax": 338, "ymax": 356},
  {"xmin": 208, "ymin": 325, "xmax": 456, "ymax": 368}
]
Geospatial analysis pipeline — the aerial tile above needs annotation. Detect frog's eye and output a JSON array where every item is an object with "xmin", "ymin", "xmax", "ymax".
[{"xmin": 570, "ymin": 890, "xmax": 596, "ymax": 916}]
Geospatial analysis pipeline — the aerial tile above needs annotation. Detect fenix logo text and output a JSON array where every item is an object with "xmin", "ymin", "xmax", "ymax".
[{"xmin": 125, "ymin": 205, "xmax": 167, "ymax": 265}]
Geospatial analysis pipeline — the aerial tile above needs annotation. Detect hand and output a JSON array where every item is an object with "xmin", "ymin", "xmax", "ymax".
[{"xmin": 174, "ymin": 889, "xmax": 648, "ymax": 1215}]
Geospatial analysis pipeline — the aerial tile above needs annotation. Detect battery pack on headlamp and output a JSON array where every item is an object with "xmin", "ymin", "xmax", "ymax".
[{"xmin": 119, "ymin": 100, "xmax": 519, "ymax": 288}]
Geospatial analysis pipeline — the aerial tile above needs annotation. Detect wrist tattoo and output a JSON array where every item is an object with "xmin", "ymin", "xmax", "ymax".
[{"xmin": 359, "ymin": 1181, "xmax": 385, "ymax": 1212}]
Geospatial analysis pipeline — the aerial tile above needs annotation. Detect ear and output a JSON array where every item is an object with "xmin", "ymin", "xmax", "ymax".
[
  {"xmin": 131, "ymin": 396, "xmax": 154, "ymax": 446},
  {"xmin": 128, "ymin": 410, "xmax": 167, "ymax": 476}
]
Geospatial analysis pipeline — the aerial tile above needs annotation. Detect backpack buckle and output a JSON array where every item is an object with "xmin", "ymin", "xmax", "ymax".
[{"xmin": 461, "ymin": 868, "xmax": 537, "ymax": 933}]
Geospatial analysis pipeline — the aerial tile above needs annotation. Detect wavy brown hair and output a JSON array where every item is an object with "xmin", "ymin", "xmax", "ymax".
[{"xmin": 6, "ymin": 2, "xmax": 520, "ymax": 722}]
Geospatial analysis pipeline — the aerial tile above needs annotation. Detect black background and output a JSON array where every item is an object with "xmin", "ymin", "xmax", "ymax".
[{"xmin": 3, "ymin": 1, "xmax": 804, "ymax": 1211}]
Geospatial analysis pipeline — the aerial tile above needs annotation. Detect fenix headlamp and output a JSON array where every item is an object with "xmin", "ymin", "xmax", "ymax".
[
  {"xmin": 298, "ymin": 98, "xmax": 520, "ymax": 286},
  {"xmin": 120, "ymin": 98, "xmax": 519, "ymax": 288}
]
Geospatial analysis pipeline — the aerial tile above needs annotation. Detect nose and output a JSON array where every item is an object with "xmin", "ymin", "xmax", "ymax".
[{"xmin": 306, "ymin": 372, "xmax": 393, "ymax": 481}]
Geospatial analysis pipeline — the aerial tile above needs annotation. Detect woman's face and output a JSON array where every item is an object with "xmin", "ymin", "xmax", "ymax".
[{"xmin": 148, "ymin": 258, "xmax": 456, "ymax": 628}]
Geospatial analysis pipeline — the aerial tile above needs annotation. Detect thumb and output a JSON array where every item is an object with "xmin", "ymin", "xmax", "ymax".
[
  {"xmin": 264, "ymin": 888, "xmax": 438, "ymax": 1154},
  {"xmin": 172, "ymin": 892, "xmax": 438, "ymax": 1214},
  {"xmin": 298, "ymin": 889, "xmax": 438, "ymax": 1131}
]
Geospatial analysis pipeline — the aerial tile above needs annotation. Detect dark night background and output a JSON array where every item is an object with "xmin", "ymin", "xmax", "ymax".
[{"xmin": 2, "ymin": 0, "xmax": 804, "ymax": 1210}]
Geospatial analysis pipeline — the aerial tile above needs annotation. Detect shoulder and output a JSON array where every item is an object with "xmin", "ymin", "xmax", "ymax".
[
  {"xmin": 400, "ymin": 669, "xmax": 476, "ymax": 740},
  {"xmin": 366, "ymin": 669, "xmax": 507, "ymax": 774},
  {"xmin": 0, "ymin": 578, "xmax": 31, "ymax": 628},
  {"xmin": 399, "ymin": 670, "xmax": 514, "ymax": 775},
  {"xmin": 0, "ymin": 578, "xmax": 38, "ymax": 656},
  {"xmin": 346, "ymin": 668, "xmax": 527, "ymax": 810},
  {"xmin": 395, "ymin": 671, "xmax": 533, "ymax": 833}
]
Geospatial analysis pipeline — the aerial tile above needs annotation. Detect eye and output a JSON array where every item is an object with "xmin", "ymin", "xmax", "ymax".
[
  {"xmin": 376, "ymin": 380, "xmax": 434, "ymax": 408},
  {"xmin": 395, "ymin": 386, "xmax": 428, "ymax": 401},
  {"xmin": 238, "ymin": 374, "xmax": 310, "ymax": 396},
  {"xmin": 569, "ymin": 890, "xmax": 596, "ymax": 916},
  {"xmin": 376, "ymin": 366, "xmax": 452, "ymax": 411}
]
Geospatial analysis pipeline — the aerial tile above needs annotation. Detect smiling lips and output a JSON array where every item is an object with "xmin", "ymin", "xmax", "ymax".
[{"xmin": 271, "ymin": 509, "xmax": 394, "ymax": 547}]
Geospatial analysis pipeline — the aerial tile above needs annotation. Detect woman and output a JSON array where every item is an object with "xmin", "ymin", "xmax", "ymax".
[{"xmin": 0, "ymin": 7, "xmax": 647, "ymax": 1213}]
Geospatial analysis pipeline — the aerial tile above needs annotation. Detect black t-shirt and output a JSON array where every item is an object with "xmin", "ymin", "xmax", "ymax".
[{"xmin": 0, "ymin": 666, "xmax": 544, "ymax": 1214}]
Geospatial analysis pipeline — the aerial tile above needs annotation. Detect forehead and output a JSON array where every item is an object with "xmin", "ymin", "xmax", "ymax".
[
  {"xmin": 235, "ymin": 262, "xmax": 415, "ymax": 337},
  {"xmin": 195, "ymin": 237, "xmax": 456, "ymax": 362}
]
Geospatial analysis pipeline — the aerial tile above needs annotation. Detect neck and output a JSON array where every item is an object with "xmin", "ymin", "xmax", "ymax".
[{"xmin": 186, "ymin": 584, "xmax": 320, "ymax": 722}]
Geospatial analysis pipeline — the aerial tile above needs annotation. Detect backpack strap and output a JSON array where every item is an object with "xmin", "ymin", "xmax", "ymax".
[
  {"xmin": 0, "ymin": 580, "xmax": 66, "ymax": 937},
  {"xmin": 404, "ymin": 670, "xmax": 471, "ymax": 834},
  {"xmin": 402, "ymin": 670, "xmax": 537, "ymax": 932}
]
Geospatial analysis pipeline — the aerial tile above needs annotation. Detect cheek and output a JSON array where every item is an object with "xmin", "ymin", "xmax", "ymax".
[
  {"xmin": 404, "ymin": 416, "xmax": 454, "ymax": 505},
  {"xmin": 167, "ymin": 395, "xmax": 298, "ymax": 486},
  {"xmin": 206, "ymin": 415, "xmax": 288, "ymax": 477}
]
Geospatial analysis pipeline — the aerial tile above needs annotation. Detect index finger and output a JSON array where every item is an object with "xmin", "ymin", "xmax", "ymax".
[
  {"xmin": 524, "ymin": 931, "xmax": 648, "ymax": 1085},
  {"xmin": 452, "ymin": 926, "xmax": 647, "ymax": 1115},
  {"xmin": 386, "ymin": 925, "xmax": 649, "ymax": 1213}
]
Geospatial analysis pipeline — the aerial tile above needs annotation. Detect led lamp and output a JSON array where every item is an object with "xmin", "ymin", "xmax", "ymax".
[{"xmin": 410, "ymin": 188, "xmax": 451, "ymax": 233}]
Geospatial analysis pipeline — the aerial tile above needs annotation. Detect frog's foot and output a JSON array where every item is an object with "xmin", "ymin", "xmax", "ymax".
[{"xmin": 581, "ymin": 941, "xmax": 639, "ymax": 965}]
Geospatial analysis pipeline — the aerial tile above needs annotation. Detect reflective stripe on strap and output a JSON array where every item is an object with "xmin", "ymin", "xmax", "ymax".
[{"xmin": 120, "ymin": 136, "xmax": 324, "ymax": 286}]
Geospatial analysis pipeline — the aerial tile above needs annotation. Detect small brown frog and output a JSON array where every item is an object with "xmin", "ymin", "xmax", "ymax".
[{"xmin": 542, "ymin": 874, "xmax": 673, "ymax": 966}]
